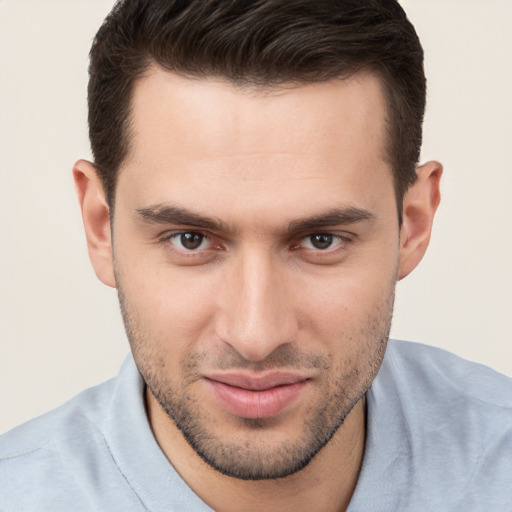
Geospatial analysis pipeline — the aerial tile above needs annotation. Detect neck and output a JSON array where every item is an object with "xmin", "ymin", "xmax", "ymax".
[{"xmin": 147, "ymin": 391, "xmax": 366, "ymax": 512}]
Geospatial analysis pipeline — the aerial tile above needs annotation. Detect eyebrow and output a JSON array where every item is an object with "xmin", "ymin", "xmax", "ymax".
[
  {"xmin": 287, "ymin": 207, "xmax": 375, "ymax": 234},
  {"xmin": 136, "ymin": 204, "xmax": 232, "ymax": 232},
  {"xmin": 135, "ymin": 203, "xmax": 375, "ymax": 235}
]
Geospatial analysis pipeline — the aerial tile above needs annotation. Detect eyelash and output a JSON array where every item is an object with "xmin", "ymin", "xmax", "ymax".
[
  {"xmin": 159, "ymin": 230, "xmax": 353, "ymax": 261},
  {"xmin": 160, "ymin": 232, "xmax": 220, "ymax": 259}
]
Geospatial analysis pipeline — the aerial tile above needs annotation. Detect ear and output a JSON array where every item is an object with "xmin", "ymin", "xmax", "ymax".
[
  {"xmin": 73, "ymin": 160, "xmax": 116, "ymax": 288},
  {"xmin": 397, "ymin": 161, "xmax": 443, "ymax": 280}
]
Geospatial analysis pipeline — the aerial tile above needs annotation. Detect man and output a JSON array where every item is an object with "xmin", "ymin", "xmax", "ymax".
[{"xmin": 1, "ymin": 1, "xmax": 511, "ymax": 510}]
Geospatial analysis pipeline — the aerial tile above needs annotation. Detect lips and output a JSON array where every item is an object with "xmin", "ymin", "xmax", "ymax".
[{"xmin": 205, "ymin": 372, "xmax": 309, "ymax": 419}]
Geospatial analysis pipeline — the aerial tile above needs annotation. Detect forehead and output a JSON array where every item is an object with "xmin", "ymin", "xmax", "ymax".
[
  {"xmin": 117, "ymin": 67, "xmax": 392, "ymax": 222},
  {"xmin": 127, "ymin": 67, "xmax": 388, "ymax": 160}
]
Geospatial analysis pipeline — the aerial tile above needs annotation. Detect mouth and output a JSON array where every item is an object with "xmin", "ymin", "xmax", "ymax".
[{"xmin": 204, "ymin": 372, "xmax": 310, "ymax": 419}]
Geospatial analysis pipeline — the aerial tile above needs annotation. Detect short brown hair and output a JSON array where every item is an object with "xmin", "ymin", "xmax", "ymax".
[{"xmin": 88, "ymin": 0, "xmax": 426, "ymax": 217}]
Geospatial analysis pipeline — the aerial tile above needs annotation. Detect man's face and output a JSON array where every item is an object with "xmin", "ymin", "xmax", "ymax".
[{"xmin": 112, "ymin": 68, "xmax": 399, "ymax": 479}]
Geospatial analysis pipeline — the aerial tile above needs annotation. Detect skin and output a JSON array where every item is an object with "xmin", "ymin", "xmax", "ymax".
[{"xmin": 74, "ymin": 67, "xmax": 441, "ymax": 511}]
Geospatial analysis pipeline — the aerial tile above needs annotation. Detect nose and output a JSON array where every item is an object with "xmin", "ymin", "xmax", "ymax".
[{"xmin": 215, "ymin": 248, "xmax": 298, "ymax": 362}]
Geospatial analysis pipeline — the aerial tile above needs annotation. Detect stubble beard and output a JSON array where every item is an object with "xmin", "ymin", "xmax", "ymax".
[{"xmin": 117, "ymin": 283, "xmax": 394, "ymax": 481}]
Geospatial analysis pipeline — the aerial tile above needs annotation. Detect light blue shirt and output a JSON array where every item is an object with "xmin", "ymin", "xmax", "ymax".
[{"xmin": 1, "ymin": 340, "xmax": 511, "ymax": 511}]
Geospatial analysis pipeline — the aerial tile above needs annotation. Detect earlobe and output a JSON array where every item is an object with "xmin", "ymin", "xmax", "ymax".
[
  {"xmin": 73, "ymin": 160, "xmax": 116, "ymax": 288},
  {"xmin": 397, "ymin": 161, "xmax": 443, "ymax": 280}
]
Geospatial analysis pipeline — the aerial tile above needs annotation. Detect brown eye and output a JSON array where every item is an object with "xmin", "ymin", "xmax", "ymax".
[
  {"xmin": 180, "ymin": 233, "xmax": 205, "ymax": 250},
  {"xmin": 309, "ymin": 234, "xmax": 334, "ymax": 250},
  {"xmin": 168, "ymin": 232, "xmax": 209, "ymax": 251}
]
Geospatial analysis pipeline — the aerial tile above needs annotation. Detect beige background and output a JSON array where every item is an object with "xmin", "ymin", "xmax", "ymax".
[{"xmin": 1, "ymin": 0, "xmax": 511, "ymax": 433}]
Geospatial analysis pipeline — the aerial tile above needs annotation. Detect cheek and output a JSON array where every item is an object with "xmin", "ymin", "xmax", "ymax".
[
  {"xmin": 295, "ymin": 262, "xmax": 396, "ymax": 345},
  {"xmin": 115, "ymin": 250, "xmax": 220, "ymax": 351}
]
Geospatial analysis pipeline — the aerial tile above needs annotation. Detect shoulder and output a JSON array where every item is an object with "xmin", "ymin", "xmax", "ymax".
[
  {"xmin": 0, "ymin": 377, "xmax": 122, "ymax": 511},
  {"xmin": 378, "ymin": 339, "xmax": 512, "ymax": 454},
  {"xmin": 354, "ymin": 340, "xmax": 512, "ymax": 510},
  {"xmin": 0, "ymin": 355, "xmax": 152, "ymax": 511},
  {"xmin": 383, "ymin": 339, "xmax": 512, "ymax": 408},
  {"xmin": 0, "ymin": 376, "xmax": 117, "ymax": 458}
]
